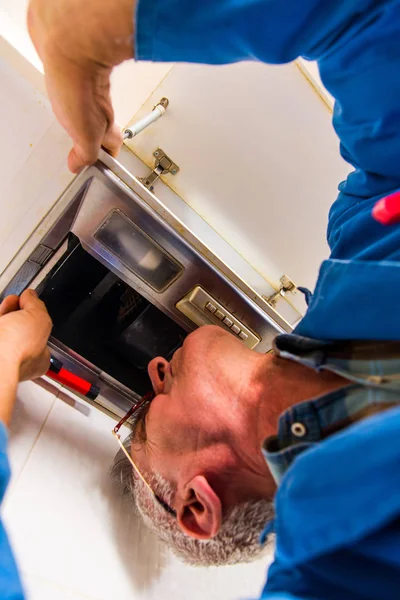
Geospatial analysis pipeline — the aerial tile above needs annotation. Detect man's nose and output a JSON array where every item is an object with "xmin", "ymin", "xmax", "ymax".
[{"xmin": 147, "ymin": 357, "xmax": 169, "ymax": 394}]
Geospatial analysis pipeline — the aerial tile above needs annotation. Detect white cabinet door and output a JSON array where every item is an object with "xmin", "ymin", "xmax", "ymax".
[{"xmin": 125, "ymin": 61, "xmax": 350, "ymax": 294}]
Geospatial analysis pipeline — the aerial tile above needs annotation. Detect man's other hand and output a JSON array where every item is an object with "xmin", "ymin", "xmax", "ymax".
[
  {"xmin": 27, "ymin": 0, "xmax": 136, "ymax": 174},
  {"xmin": 0, "ymin": 290, "xmax": 52, "ymax": 381}
]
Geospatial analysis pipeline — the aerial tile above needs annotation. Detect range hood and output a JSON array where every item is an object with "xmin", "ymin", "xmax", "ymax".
[{"xmin": 1, "ymin": 150, "xmax": 288, "ymax": 419}]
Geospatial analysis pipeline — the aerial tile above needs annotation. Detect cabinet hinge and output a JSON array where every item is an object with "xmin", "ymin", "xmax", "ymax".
[
  {"xmin": 139, "ymin": 148, "xmax": 179, "ymax": 192},
  {"xmin": 264, "ymin": 274, "xmax": 298, "ymax": 308}
]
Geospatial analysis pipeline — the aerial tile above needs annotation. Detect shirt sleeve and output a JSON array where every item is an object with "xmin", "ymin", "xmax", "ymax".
[
  {"xmin": 136, "ymin": 0, "xmax": 379, "ymax": 66},
  {"xmin": 263, "ymin": 519, "xmax": 400, "ymax": 600},
  {"xmin": 0, "ymin": 424, "xmax": 25, "ymax": 600},
  {"xmin": 136, "ymin": 0, "xmax": 400, "ymax": 262}
]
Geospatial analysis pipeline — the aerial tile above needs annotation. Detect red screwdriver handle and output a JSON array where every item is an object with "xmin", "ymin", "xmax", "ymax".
[
  {"xmin": 372, "ymin": 190, "xmax": 400, "ymax": 226},
  {"xmin": 46, "ymin": 356, "xmax": 100, "ymax": 400}
]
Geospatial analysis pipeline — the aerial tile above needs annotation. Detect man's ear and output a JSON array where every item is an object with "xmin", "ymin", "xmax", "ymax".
[{"xmin": 176, "ymin": 475, "xmax": 222, "ymax": 540}]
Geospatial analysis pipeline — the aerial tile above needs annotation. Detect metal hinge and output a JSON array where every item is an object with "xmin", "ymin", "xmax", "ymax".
[
  {"xmin": 139, "ymin": 148, "xmax": 179, "ymax": 192},
  {"xmin": 264, "ymin": 274, "xmax": 298, "ymax": 308}
]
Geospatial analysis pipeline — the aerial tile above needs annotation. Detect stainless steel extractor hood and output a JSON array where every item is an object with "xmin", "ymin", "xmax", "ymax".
[{"xmin": 1, "ymin": 150, "xmax": 287, "ymax": 420}]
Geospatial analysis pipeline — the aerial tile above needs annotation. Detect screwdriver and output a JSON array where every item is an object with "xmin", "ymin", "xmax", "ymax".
[
  {"xmin": 372, "ymin": 190, "xmax": 400, "ymax": 226},
  {"xmin": 46, "ymin": 356, "xmax": 100, "ymax": 400}
]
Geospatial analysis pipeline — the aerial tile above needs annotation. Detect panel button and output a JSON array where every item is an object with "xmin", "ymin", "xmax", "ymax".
[
  {"xmin": 176, "ymin": 286, "xmax": 260, "ymax": 349},
  {"xmin": 223, "ymin": 317, "xmax": 233, "ymax": 328},
  {"xmin": 206, "ymin": 302, "xmax": 217, "ymax": 314}
]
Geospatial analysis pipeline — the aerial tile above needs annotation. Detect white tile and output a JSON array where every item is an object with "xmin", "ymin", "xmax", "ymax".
[
  {"xmin": 3, "ymin": 395, "xmax": 271, "ymax": 600},
  {"xmin": 4, "ymin": 380, "xmax": 55, "ymax": 501},
  {"xmin": 23, "ymin": 572, "xmax": 94, "ymax": 600},
  {"xmin": 147, "ymin": 552, "xmax": 271, "ymax": 600},
  {"xmin": 3, "ymin": 397, "xmax": 154, "ymax": 600}
]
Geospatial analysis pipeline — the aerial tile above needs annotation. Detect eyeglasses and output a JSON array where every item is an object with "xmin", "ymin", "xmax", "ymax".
[{"xmin": 112, "ymin": 391, "xmax": 176, "ymax": 517}]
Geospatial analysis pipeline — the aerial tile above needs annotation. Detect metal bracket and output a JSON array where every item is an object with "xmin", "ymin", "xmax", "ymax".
[
  {"xmin": 264, "ymin": 275, "xmax": 297, "ymax": 307},
  {"xmin": 139, "ymin": 148, "xmax": 179, "ymax": 191},
  {"xmin": 153, "ymin": 97, "xmax": 169, "ymax": 111}
]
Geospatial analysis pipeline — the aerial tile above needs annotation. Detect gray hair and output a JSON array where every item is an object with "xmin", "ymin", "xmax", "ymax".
[{"xmin": 110, "ymin": 433, "xmax": 274, "ymax": 567}]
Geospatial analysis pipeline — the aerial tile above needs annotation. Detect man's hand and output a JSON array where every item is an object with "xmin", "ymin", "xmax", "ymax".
[
  {"xmin": 0, "ymin": 290, "xmax": 52, "ymax": 382},
  {"xmin": 27, "ymin": 0, "xmax": 136, "ymax": 174}
]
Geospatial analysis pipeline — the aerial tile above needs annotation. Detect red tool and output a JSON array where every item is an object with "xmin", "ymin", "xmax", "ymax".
[
  {"xmin": 372, "ymin": 190, "xmax": 400, "ymax": 226},
  {"xmin": 46, "ymin": 356, "xmax": 100, "ymax": 400}
]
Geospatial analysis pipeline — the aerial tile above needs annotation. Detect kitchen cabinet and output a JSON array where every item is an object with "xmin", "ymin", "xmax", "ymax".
[{"xmin": 125, "ymin": 61, "xmax": 349, "ymax": 297}]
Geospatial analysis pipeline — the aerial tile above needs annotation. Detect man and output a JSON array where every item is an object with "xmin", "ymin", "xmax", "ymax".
[
  {"xmin": 110, "ymin": 326, "xmax": 352, "ymax": 567},
  {"xmin": 0, "ymin": 0, "xmax": 399, "ymax": 597}
]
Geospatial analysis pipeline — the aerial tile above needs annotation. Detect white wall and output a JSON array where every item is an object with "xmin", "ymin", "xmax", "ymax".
[
  {"xmin": 0, "ymin": 0, "xmax": 42, "ymax": 72},
  {"xmin": 0, "ymin": 29, "xmax": 172, "ymax": 277},
  {"xmin": 0, "ymin": 54, "xmax": 74, "ymax": 276}
]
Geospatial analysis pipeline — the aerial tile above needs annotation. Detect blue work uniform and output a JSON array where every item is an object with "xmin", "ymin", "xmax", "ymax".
[
  {"xmin": 0, "ymin": 425, "xmax": 25, "ymax": 599},
  {"xmin": 1, "ymin": 1, "xmax": 400, "ymax": 597}
]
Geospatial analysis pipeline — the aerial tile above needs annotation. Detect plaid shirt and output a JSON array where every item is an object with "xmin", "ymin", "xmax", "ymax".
[{"xmin": 263, "ymin": 334, "xmax": 400, "ymax": 485}]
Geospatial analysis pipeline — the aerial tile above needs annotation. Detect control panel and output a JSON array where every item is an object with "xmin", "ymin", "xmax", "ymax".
[{"xmin": 176, "ymin": 286, "xmax": 260, "ymax": 349}]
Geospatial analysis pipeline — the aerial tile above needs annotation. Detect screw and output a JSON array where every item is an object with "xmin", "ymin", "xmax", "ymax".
[
  {"xmin": 154, "ymin": 151, "xmax": 160, "ymax": 157},
  {"xmin": 171, "ymin": 169, "xmax": 177, "ymax": 175},
  {"xmin": 291, "ymin": 422, "xmax": 307, "ymax": 438}
]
